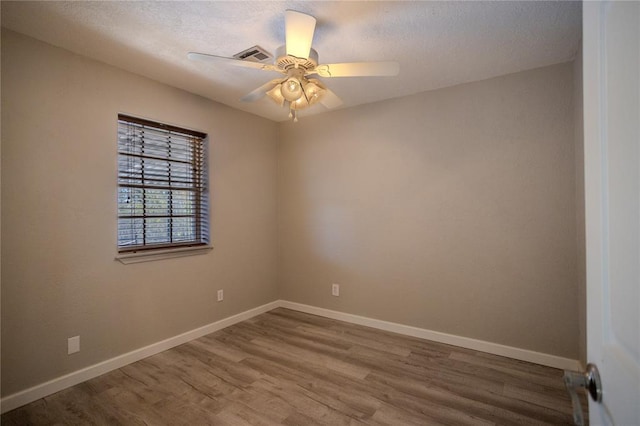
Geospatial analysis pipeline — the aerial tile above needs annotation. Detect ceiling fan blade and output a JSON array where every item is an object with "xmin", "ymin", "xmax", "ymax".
[
  {"xmin": 285, "ymin": 10, "xmax": 316, "ymax": 59},
  {"xmin": 320, "ymin": 88, "xmax": 343, "ymax": 109},
  {"xmin": 188, "ymin": 52, "xmax": 280, "ymax": 72},
  {"xmin": 241, "ymin": 79, "xmax": 284, "ymax": 102},
  {"xmin": 314, "ymin": 61, "xmax": 400, "ymax": 78}
]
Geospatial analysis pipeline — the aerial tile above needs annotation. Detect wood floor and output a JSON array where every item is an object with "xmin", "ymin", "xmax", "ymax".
[{"xmin": 2, "ymin": 308, "xmax": 585, "ymax": 425}]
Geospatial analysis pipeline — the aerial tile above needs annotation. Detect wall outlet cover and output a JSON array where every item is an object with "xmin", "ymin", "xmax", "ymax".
[
  {"xmin": 68, "ymin": 336, "xmax": 80, "ymax": 355},
  {"xmin": 332, "ymin": 284, "xmax": 340, "ymax": 297}
]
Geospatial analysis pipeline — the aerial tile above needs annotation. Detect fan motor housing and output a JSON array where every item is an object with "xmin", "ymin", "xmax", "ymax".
[{"xmin": 274, "ymin": 45, "xmax": 318, "ymax": 71}]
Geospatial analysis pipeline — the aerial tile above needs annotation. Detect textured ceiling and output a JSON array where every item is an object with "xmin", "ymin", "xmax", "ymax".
[{"xmin": 1, "ymin": 1, "xmax": 581, "ymax": 122}]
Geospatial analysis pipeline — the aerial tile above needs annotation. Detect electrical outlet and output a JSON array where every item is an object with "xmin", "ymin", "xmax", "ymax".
[
  {"xmin": 332, "ymin": 283, "xmax": 340, "ymax": 297},
  {"xmin": 68, "ymin": 336, "xmax": 80, "ymax": 355},
  {"xmin": 217, "ymin": 289, "xmax": 224, "ymax": 302}
]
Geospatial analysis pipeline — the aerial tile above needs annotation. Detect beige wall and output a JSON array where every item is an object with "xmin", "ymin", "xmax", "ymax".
[
  {"xmin": 1, "ymin": 30, "xmax": 279, "ymax": 396},
  {"xmin": 278, "ymin": 62, "xmax": 580, "ymax": 358}
]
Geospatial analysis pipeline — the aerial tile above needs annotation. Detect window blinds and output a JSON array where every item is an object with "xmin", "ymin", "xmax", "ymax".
[{"xmin": 117, "ymin": 115, "xmax": 209, "ymax": 252}]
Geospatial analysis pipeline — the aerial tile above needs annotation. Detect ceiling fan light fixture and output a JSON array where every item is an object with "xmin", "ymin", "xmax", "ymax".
[
  {"xmin": 281, "ymin": 77, "xmax": 303, "ymax": 102},
  {"xmin": 303, "ymin": 79, "xmax": 326, "ymax": 106},
  {"xmin": 266, "ymin": 84, "xmax": 285, "ymax": 106},
  {"xmin": 266, "ymin": 76, "xmax": 328, "ymax": 121},
  {"xmin": 291, "ymin": 96, "xmax": 307, "ymax": 110}
]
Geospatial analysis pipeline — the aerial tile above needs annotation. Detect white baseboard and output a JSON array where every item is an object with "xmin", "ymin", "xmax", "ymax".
[
  {"xmin": 1, "ymin": 298, "xmax": 580, "ymax": 414},
  {"xmin": 279, "ymin": 300, "xmax": 581, "ymax": 371},
  {"xmin": 0, "ymin": 300, "xmax": 280, "ymax": 414}
]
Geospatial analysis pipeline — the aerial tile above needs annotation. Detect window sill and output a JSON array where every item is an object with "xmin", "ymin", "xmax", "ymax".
[{"xmin": 115, "ymin": 245, "xmax": 213, "ymax": 264}]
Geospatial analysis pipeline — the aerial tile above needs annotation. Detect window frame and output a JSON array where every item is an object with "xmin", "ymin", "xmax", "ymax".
[{"xmin": 115, "ymin": 114, "xmax": 211, "ymax": 262}]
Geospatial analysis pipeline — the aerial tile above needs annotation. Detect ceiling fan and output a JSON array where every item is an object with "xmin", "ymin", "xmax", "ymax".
[{"xmin": 188, "ymin": 10, "xmax": 400, "ymax": 121}]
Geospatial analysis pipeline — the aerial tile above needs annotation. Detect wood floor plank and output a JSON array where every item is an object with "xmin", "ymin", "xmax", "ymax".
[
  {"xmin": 2, "ymin": 308, "xmax": 581, "ymax": 425},
  {"xmin": 240, "ymin": 356, "xmax": 381, "ymax": 421},
  {"xmin": 295, "ymin": 325, "xmax": 413, "ymax": 358},
  {"xmin": 251, "ymin": 336, "xmax": 371, "ymax": 380}
]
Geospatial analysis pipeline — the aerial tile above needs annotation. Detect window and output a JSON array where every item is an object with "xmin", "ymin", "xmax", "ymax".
[{"xmin": 117, "ymin": 114, "xmax": 209, "ymax": 255}]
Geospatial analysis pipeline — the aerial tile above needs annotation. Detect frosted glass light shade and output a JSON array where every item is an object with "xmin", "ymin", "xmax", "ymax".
[
  {"xmin": 281, "ymin": 78, "xmax": 303, "ymax": 102},
  {"xmin": 266, "ymin": 85, "xmax": 285, "ymax": 106}
]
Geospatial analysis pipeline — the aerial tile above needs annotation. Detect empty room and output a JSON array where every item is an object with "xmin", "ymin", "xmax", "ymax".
[{"xmin": 2, "ymin": 1, "xmax": 639, "ymax": 425}]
